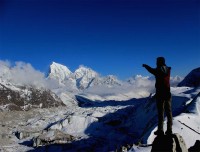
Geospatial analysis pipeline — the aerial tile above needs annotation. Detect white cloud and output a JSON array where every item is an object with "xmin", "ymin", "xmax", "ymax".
[
  {"xmin": 0, "ymin": 60, "xmax": 58, "ymax": 89},
  {"xmin": 10, "ymin": 62, "xmax": 45, "ymax": 87},
  {"xmin": 84, "ymin": 75, "xmax": 156, "ymax": 99},
  {"xmin": 83, "ymin": 75, "xmax": 184, "ymax": 99},
  {"xmin": 170, "ymin": 76, "xmax": 183, "ymax": 87},
  {"xmin": 0, "ymin": 60, "xmax": 11, "ymax": 67}
]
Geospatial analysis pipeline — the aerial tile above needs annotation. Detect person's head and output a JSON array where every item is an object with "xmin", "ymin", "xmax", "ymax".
[{"xmin": 157, "ymin": 57, "xmax": 166, "ymax": 67}]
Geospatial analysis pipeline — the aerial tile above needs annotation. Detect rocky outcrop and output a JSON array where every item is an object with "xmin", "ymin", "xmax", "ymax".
[
  {"xmin": 0, "ymin": 83, "xmax": 64, "ymax": 111},
  {"xmin": 15, "ymin": 129, "xmax": 75, "ymax": 147},
  {"xmin": 15, "ymin": 130, "xmax": 43, "ymax": 140},
  {"xmin": 33, "ymin": 129, "xmax": 75, "ymax": 147},
  {"xmin": 151, "ymin": 133, "xmax": 188, "ymax": 152},
  {"xmin": 189, "ymin": 140, "xmax": 200, "ymax": 152}
]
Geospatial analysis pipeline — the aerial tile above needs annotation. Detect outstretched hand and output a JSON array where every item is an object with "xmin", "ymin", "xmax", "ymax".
[{"xmin": 142, "ymin": 64, "xmax": 147, "ymax": 67}]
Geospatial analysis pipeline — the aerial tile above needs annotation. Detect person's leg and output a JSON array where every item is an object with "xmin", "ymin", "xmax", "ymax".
[
  {"xmin": 155, "ymin": 99, "xmax": 164, "ymax": 135},
  {"xmin": 165, "ymin": 97, "xmax": 173, "ymax": 134}
]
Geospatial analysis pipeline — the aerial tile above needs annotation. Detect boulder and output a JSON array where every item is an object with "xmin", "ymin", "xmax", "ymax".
[
  {"xmin": 151, "ymin": 133, "xmax": 188, "ymax": 152},
  {"xmin": 15, "ymin": 130, "xmax": 42, "ymax": 139}
]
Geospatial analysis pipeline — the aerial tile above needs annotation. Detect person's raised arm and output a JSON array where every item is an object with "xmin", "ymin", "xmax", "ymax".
[{"xmin": 142, "ymin": 64, "xmax": 156, "ymax": 75}]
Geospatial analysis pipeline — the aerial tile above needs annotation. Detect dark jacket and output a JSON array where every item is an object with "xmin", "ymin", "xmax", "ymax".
[{"xmin": 144, "ymin": 65, "xmax": 171, "ymax": 99}]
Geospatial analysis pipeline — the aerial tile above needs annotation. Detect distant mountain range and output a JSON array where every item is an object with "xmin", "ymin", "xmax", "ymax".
[
  {"xmin": 48, "ymin": 62, "xmax": 189, "ymax": 90},
  {"xmin": 0, "ymin": 61, "xmax": 199, "ymax": 110},
  {"xmin": 48, "ymin": 62, "xmax": 122, "ymax": 90}
]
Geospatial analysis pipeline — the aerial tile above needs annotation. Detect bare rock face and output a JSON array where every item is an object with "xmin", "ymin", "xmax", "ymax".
[
  {"xmin": 33, "ymin": 129, "xmax": 75, "ymax": 147},
  {"xmin": 151, "ymin": 133, "xmax": 188, "ymax": 152}
]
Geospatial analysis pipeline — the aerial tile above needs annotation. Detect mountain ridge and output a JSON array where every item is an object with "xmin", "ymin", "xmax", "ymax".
[
  {"xmin": 178, "ymin": 67, "xmax": 200, "ymax": 87},
  {"xmin": 48, "ymin": 62, "xmax": 122, "ymax": 90}
]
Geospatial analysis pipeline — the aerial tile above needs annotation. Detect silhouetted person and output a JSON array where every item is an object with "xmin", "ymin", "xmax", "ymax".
[{"xmin": 143, "ymin": 57, "xmax": 172, "ymax": 135}]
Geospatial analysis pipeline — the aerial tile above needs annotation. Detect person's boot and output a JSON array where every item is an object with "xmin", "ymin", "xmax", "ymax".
[{"xmin": 154, "ymin": 130, "xmax": 164, "ymax": 136}]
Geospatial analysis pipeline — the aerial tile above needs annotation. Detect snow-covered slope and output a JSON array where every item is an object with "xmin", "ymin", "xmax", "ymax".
[
  {"xmin": 178, "ymin": 67, "xmax": 200, "ymax": 87},
  {"xmin": 186, "ymin": 92, "xmax": 200, "ymax": 114},
  {"xmin": 146, "ymin": 92, "xmax": 200, "ymax": 151}
]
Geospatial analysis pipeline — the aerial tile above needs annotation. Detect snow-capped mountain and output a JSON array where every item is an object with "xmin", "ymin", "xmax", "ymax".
[
  {"xmin": 88, "ymin": 75, "xmax": 122, "ymax": 88},
  {"xmin": 102, "ymin": 75, "xmax": 122, "ymax": 86},
  {"xmin": 74, "ymin": 65, "xmax": 99, "ymax": 89},
  {"xmin": 48, "ymin": 62, "xmax": 72, "ymax": 84},
  {"xmin": 74, "ymin": 65, "xmax": 98, "ymax": 80},
  {"xmin": 47, "ymin": 62, "xmax": 122, "ymax": 90},
  {"xmin": 178, "ymin": 67, "xmax": 200, "ymax": 87}
]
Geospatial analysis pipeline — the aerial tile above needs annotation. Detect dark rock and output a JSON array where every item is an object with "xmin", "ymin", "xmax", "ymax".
[
  {"xmin": 189, "ymin": 140, "xmax": 200, "ymax": 152},
  {"xmin": 151, "ymin": 133, "xmax": 188, "ymax": 152}
]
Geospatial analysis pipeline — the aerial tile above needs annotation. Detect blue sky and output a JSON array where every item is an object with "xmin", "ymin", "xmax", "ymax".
[{"xmin": 0, "ymin": 0, "xmax": 199, "ymax": 79}]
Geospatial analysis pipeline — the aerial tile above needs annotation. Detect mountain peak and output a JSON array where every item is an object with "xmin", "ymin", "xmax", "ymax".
[
  {"xmin": 78, "ymin": 65, "xmax": 90, "ymax": 69},
  {"xmin": 74, "ymin": 65, "xmax": 98, "ymax": 80},
  {"xmin": 48, "ymin": 62, "xmax": 72, "ymax": 82}
]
